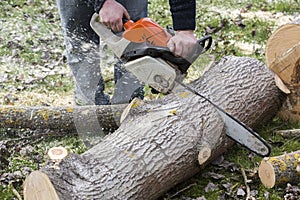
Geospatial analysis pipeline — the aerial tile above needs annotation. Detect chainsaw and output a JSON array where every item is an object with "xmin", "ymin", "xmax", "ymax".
[{"xmin": 90, "ymin": 13, "xmax": 271, "ymax": 157}]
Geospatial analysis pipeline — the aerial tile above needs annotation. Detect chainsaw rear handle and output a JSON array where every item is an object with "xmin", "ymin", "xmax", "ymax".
[{"xmin": 90, "ymin": 13, "xmax": 131, "ymax": 58}]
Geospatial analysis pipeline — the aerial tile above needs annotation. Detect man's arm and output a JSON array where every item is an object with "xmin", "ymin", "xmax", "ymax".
[
  {"xmin": 92, "ymin": 0, "xmax": 106, "ymax": 13},
  {"xmin": 89, "ymin": 0, "xmax": 130, "ymax": 32},
  {"xmin": 169, "ymin": 0, "xmax": 196, "ymax": 31},
  {"xmin": 99, "ymin": 0, "xmax": 130, "ymax": 32},
  {"xmin": 89, "ymin": 0, "xmax": 198, "ymax": 58},
  {"xmin": 168, "ymin": 0, "xmax": 197, "ymax": 58}
]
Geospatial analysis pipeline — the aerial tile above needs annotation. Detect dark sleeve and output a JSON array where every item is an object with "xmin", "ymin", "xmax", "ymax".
[
  {"xmin": 87, "ymin": 0, "xmax": 106, "ymax": 13},
  {"xmin": 169, "ymin": 0, "xmax": 196, "ymax": 30}
]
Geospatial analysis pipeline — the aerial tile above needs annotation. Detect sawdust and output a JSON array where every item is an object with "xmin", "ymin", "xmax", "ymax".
[
  {"xmin": 209, "ymin": 6, "xmax": 296, "ymax": 28},
  {"xmin": 0, "ymin": 91, "xmax": 74, "ymax": 107}
]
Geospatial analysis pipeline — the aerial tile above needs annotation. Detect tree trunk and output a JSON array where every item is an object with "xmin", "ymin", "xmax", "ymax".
[
  {"xmin": 258, "ymin": 150, "xmax": 300, "ymax": 188},
  {"xmin": 24, "ymin": 56, "xmax": 283, "ymax": 200},
  {"xmin": 0, "ymin": 104, "xmax": 127, "ymax": 134},
  {"xmin": 265, "ymin": 17, "xmax": 300, "ymax": 122}
]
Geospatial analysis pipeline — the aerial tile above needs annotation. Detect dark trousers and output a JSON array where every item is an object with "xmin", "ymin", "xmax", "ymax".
[{"xmin": 56, "ymin": 0, "xmax": 148, "ymax": 105}]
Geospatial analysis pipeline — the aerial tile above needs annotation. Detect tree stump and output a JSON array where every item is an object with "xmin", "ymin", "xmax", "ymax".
[
  {"xmin": 258, "ymin": 150, "xmax": 300, "ymax": 188},
  {"xmin": 23, "ymin": 56, "xmax": 283, "ymax": 199},
  {"xmin": 265, "ymin": 17, "xmax": 300, "ymax": 122}
]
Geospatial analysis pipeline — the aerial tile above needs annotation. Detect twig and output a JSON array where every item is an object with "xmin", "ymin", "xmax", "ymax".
[
  {"xmin": 169, "ymin": 183, "xmax": 197, "ymax": 198},
  {"xmin": 241, "ymin": 168, "xmax": 251, "ymax": 200},
  {"xmin": 275, "ymin": 129, "xmax": 300, "ymax": 139},
  {"xmin": 9, "ymin": 182, "xmax": 22, "ymax": 200}
]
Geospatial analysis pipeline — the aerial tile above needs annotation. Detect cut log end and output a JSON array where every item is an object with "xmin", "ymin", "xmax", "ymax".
[
  {"xmin": 198, "ymin": 144, "xmax": 212, "ymax": 165},
  {"xmin": 24, "ymin": 171, "xmax": 60, "ymax": 200},
  {"xmin": 265, "ymin": 20, "xmax": 300, "ymax": 123},
  {"xmin": 274, "ymin": 74, "xmax": 290, "ymax": 94},
  {"xmin": 48, "ymin": 146, "xmax": 68, "ymax": 161},
  {"xmin": 269, "ymin": 43, "xmax": 300, "ymax": 86},
  {"xmin": 258, "ymin": 151, "xmax": 300, "ymax": 188},
  {"xmin": 258, "ymin": 158, "xmax": 276, "ymax": 188},
  {"xmin": 266, "ymin": 23, "xmax": 300, "ymax": 69},
  {"xmin": 120, "ymin": 98, "xmax": 144, "ymax": 124}
]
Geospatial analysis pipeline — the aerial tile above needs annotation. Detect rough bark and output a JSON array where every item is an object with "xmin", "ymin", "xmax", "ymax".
[
  {"xmin": 258, "ymin": 150, "xmax": 300, "ymax": 188},
  {"xmin": 265, "ymin": 17, "xmax": 300, "ymax": 122},
  {"xmin": 25, "ymin": 56, "xmax": 283, "ymax": 199},
  {"xmin": 0, "ymin": 104, "xmax": 127, "ymax": 134}
]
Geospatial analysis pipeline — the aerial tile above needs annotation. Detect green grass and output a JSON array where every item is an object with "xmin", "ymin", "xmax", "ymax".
[
  {"xmin": 197, "ymin": 0, "xmax": 300, "ymax": 13},
  {"xmin": 0, "ymin": 185, "xmax": 16, "ymax": 200}
]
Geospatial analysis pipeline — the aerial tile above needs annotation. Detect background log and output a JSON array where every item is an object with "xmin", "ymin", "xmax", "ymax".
[
  {"xmin": 24, "ymin": 56, "xmax": 283, "ymax": 199},
  {"xmin": 265, "ymin": 17, "xmax": 300, "ymax": 122},
  {"xmin": 258, "ymin": 150, "xmax": 300, "ymax": 188},
  {"xmin": 0, "ymin": 104, "xmax": 127, "ymax": 134},
  {"xmin": 275, "ymin": 129, "xmax": 300, "ymax": 138}
]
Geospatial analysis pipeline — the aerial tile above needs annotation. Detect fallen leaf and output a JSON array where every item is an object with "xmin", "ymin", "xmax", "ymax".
[
  {"xmin": 237, "ymin": 188, "xmax": 245, "ymax": 197},
  {"xmin": 205, "ymin": 182, "xmax": 218, "ymax": 193}
]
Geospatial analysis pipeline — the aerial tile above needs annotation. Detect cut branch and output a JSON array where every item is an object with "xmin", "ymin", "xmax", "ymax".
[
  {"xmin": 241, "ymin": 168, "xmax": 251, "ymax": 200},
  {"xmin": 258, "ymin": 150, "xmax": 300, "ymax": 188},
  {"xmin": 276, "ymin": 129, "xmax": 300, "ymax": 138}
]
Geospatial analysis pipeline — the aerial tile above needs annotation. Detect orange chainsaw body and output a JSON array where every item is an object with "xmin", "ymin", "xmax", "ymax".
[{"xmin": 123, "ymin": 18, "xmax": 172, "ymax": 47}]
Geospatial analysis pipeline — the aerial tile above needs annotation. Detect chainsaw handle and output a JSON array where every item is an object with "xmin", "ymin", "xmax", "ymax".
[
  {"xmin": 197, "ymin": 35, "xmax": 212, "ymax": 53},
  {"xmin": 167, "ymin": 25, "xmax": 212, "ymax": 53},
  {"xmin": 90, "ymin": 13, "xmax": 116, "ymax": 42},
  {"xmin": 90, "ymin": 13, "xmax": 131, "ymax": 57}
]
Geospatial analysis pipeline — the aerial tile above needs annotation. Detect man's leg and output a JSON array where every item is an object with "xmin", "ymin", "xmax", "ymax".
[
  {"xmin": 123, "ymin": 0, "xmax": 148, "ymax": 22},
  {"xmin": 56, "ymin": 0, "xmax": 110, "ymax": 105},
  {"xmin": 56, "ymin": 0, "xmax": 110, "ymax": 147},
  {"xmin": 111, "ymin": 0, "xmax": 148, "ymax": 104}
]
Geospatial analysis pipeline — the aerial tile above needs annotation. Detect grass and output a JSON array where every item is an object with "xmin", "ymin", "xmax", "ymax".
[
  {"xmin": 0, "ymin": 0, "xmax": 68, "ymax": 104},
  {"xmin": 1, "ymin": 0, "xmax": 300, "ymax": 199}
]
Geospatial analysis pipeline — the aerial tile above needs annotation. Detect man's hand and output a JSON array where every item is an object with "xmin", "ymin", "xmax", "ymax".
[
  {"xmin": 167, "ymin": 30, "xmax": 197, "ymax": 59},
  {"xmin": 99, "ymin": 0, "xmax": 130, "ymax": 32}
]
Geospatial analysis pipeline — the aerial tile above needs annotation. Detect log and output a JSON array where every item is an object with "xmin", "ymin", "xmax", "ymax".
[
  {"xmin": 276, "ymin": 129, "xmax": 300, "ymax": 139},
  {"xmin": 265, "ymin": 17, "xmax": 300, "ymax": 122},
  {"xmin": 24, "ymin": 56, "xmax": 283, "ymax": 199},
  {"xmin": 258, "ymin": 150, "xmax": 300, "ymax": 188},
  {"xmin": 0, "ymin": 104, "xmax": 127, "ymax": 134},
  {"xmin": 24, "ymin": 171, "xmax": 60, "ymax": 200}
]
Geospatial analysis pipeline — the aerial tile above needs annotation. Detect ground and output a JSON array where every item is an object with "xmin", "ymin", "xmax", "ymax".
[{"xmin": 0, "ymin": 0, "xmax": 300, "ymax": 199}]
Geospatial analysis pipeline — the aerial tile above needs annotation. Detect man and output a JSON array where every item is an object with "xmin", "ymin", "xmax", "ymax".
[
  {"xmin": 98, "ymin": 0, "xmax": 197, "ymax": 58},
  {"xmin": 56, "ymin": 0, "xmax": 197, "ymax": 106}
]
